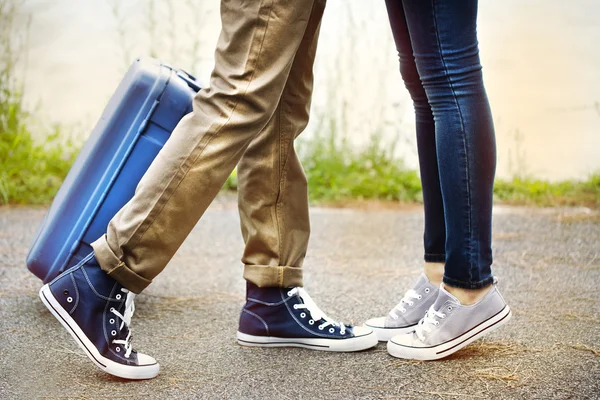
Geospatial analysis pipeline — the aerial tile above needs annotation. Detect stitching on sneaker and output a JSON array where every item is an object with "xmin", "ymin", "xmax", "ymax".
[
  {"xmin": 47, "ymin": 252, "xmax": 93, "ymax": 286},
  {"xmin": 246, "ymin": 297, "xmax": 287, "ymax": 306},
  {"xmin": 40, "ymin": 289, "xmax": 108, "ymax": 368},
  {"xmin": 242, "ymin": 309, "xmax": 270, "ymax": 336},
  {"xmin": 81, "ymin": 266, "xmax": 118, "ymax": 301},
  {"xmin": 68, "ymin": 273, "xmax": 79, "ymax": 314}
]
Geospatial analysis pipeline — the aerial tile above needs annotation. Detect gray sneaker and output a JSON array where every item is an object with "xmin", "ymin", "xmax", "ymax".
[
  {"xmin": 387, "ymin": 279, "xmax": 511, "ymax": 360},
  {"xmin": 365, "ymin": 274, "xmax": 439, "ymax": 341}
]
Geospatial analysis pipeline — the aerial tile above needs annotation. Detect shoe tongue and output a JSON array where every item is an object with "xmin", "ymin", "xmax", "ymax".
[
  {"xmin": 433, "ymin": 285, "xmax": 461, "ymax": 310},
  {"xmin": 296, "ymin": 288, "xmax": 326, "ymax": 321}
]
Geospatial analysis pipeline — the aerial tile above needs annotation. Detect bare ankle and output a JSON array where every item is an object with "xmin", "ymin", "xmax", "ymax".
[
  {"xmin": 424, "ymin": 262, "xmax": 444, "ymax": 286},
  {"xmin": 443, "ymin": 284, "xmax": 492, "ymax": 306}
]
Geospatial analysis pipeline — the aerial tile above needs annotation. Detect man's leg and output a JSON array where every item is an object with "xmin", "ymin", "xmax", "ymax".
[
  {"xmin": 91, "ymin": 1, "xmax": 319, "ymax": 294},
  {"xmin": 234, "ymin": 0, "xmax": 378, "ymax": 352},
  {"xmin": 41, "ymin": 0, "xmax": 322, "ymax": 379},
  {"xmin": 237, "ymin": 0, "xmax": 324, "ymax": 289}
]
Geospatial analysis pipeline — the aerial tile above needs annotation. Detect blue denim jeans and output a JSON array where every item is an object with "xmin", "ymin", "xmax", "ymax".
[{"xmin": 385, "ymin": 0, "xmax": 496, "ymax": 289}]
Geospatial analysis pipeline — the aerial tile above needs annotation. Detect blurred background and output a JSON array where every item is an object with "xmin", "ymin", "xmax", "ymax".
[{"xmin": 2, "ymin": 0, "xmax": 600, "ymax": 204}]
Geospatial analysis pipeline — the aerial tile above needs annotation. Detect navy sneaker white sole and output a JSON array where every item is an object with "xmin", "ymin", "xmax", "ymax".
[
  {"xmin": 236, "ymin": 327, "xmax": 378, "ymax": 352},
  {"xmin": 40, "ymin": 284, "xmax": 159, "ymax": 380},
  {"xmin": 387, "ymin": 305, "xmax": 512, "ymax": 360}
]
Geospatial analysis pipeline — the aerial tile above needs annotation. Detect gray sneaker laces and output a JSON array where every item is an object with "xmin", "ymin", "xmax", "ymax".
[
  {"xmin": 389, "ymin": 289, "xmax": 422, "ymax": 319},
  {"xmin": 415, "ymin": 304, "xmax": 446, "ymax": 342}
]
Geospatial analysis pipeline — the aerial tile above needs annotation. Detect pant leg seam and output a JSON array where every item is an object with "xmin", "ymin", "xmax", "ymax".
[
  {"xmin": 275, "ymin": 102, "xmax": 284, "ymax": 264},
  {"xmin": 430, "ymin": 0, "xmax": 474, "ymax": 281},
  {"xmin": 273, "ymin": 0, "xmax": 319, "ymax": 268}
]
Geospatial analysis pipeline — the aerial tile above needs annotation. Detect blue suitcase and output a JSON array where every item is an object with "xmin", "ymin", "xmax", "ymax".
[{"xmin": 26, "ymin": 58, "xmax": 200, "ymax": 283}]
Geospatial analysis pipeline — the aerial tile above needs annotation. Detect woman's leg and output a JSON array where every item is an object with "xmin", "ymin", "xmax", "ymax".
[
  {"xmin": 364, "ymin": 0, "xmax": 446, "ymax": 342},
  {"xmin": 385, "ymin": 0, "xmax": 446, "ymax": 285},
  {"xmin": 402, "ymin": 0, "xmax": 496, "ymax": 292},
  {"xmin": 385, "ymin": 0, "xmax": 511, "ymax": 361}
]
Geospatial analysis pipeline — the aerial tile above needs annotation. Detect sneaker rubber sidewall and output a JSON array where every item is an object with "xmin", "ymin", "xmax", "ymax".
[
  {"xmin": 387, "ymin": 306, "xmax": 512, "ymax": 360},
  {"xmin": 236, "ymin": 331, "xmax": 378, "ymax": 352},
  {"xmin": 364, "ymin": 322, "xmax": 417, "ymax": 342}
]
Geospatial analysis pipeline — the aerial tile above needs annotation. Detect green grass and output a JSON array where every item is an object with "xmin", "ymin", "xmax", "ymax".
[
  {"xmin": 1, "ymin": 113, "xmax": 598, "ymax": 208},
  {"xmin": 2, "ymin": 0, "xmax": 596, "ymax": 208},
  {"xmin": 0, "ymin": 97, "xmax": 79, "ymax": 205},
  {"xmin": 494, "ymin": 174, "xmax": 600, "ymax": 208},
  {"xmin": 296, "ymin": 133, "xmax": 599, "ymax": 208},
  {"xmin": 298, "ymin": 131, "xmax": 422, "ymax": 203},
  {"xmin": 2, "ymin": 129, "xmax": 599, "ymax": 209},
  {"xmin": 0, "ymin": 72, "xmax": 597, "ymax": 208},
  {"xmin": 0, "ymin": 0, "xmax": 79, "ymax": 205},
  {"xmin": 0, "ymin": 56, "xmax": 78, "ymax": 205}
]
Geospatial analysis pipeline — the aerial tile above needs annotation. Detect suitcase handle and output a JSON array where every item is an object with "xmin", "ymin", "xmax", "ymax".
[{"xmin": 176, "ymin": 69, "xmax": 201, "ymax": 92}]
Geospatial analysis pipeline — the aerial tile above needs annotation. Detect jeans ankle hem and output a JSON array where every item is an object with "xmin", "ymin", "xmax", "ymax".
[
  {"xmin": 443, "ymin": 275, "xmax": 494, "ymax": 290},
  {"xmin": 424, "ymin": 253, "xmax": 446, "ymax": 263},
  {"xmin": 243, "ymin": 264, "xmax": 303, "ymax": 288}
]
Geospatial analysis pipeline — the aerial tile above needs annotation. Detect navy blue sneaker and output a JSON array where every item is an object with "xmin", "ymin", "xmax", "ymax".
[
  {"xmin": 236, "ymin": 283, "xmax": 377, "ymax": 352},
  {"xmin": 39, "ymin": 253, "xmax": 159, "ymax": 379}
]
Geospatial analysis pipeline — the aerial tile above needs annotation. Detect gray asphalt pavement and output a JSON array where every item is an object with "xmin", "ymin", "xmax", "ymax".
[{"xmin": 1, "ymin": 196, "xmax": 599, "ymax": 399}]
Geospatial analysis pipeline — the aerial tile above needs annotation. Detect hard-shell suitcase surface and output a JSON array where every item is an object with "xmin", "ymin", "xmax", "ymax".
[{"xmin": 26, "ymin": 58, "xmax": 200, "ymax": 283}]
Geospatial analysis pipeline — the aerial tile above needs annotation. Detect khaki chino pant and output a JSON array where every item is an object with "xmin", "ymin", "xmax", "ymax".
[{"xmin": 91, "ymin": 0, "xmax": 326, "ymax": 294}]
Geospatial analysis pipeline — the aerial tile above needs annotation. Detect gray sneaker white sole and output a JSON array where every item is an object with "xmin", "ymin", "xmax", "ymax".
[
  {"xmin": 40, "ymin": 284, "xmax": 159, "ymax": 380},
  {"xmin": 387, "ymin": 305, "xmax": 512, "ymax": 360},
  {"xmin": 364, "ymin": 317, "xmax": 418, "ymax": 342},
  {"xmin": 236, "ymin": 328, "xmax": 378, "ymax": 352}
]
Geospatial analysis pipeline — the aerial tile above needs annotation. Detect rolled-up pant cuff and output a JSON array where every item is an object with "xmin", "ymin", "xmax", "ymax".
[
  {"xmin": 243, "ymin": 264, "xmax": 303, "ymax": 288},
  {"xmin": 91, "ymin": 235, "xmax": 152, "ymax": 294},
  {"xmin": 443, "ymin": 275, "xmax": 494, "ymax": 290},
  {"xmin": 424, "ymin": 253, "xmax": 446, "ymax": 263}
]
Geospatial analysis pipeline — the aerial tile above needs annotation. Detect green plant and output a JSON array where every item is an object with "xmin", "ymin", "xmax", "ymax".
[
  {"xmin": 0, "ymin": 0, "xmax": 80, "ymax": 205},
  {"xmin": 0, "ymin": 126, "xmax": 79, "ymax": 205},
  {"xmin": 494, "ymin": 173, "xmax": 600, "ymax": 208},
  {"xmin": 298, "ymin": 121, "xmax": 422, "ymax": 203}
]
